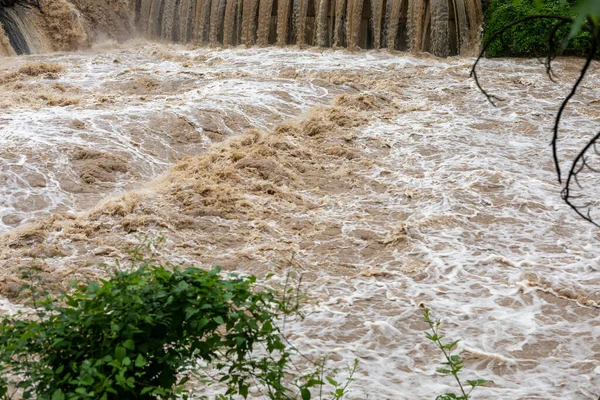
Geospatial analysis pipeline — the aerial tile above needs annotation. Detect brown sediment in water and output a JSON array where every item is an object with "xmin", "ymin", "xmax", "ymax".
[
  {"xmin": 2, "ymin": 47, "xmax": 600, "ymax": 397},
  {"xmin": 39, "ymin": 93, "xmax": 81, "ymax": 106},
  {"xmin": 222, "ymin": 0, "xmax": 237, "ymax": 46},
  {"xmin": 0, "ymin": 5, "xmax": 54, "ymax": 53},
  {"xmin": 0, "ymin": 62, "xmax": 82, "ymax": 108},
  {"xmin": 255, "ymin": 0, "xmax": 274, "ymax": 46},
  {"xmin": 38, "ymin": 0, "xmax": 88, "ymax": 51},
  {"xmin": 276, "ymin": 0, "xmax": 291, "ymax": 46},
  {"xmin": 345, "ymin": 0, "xmax": 360, "ymax": 50},
  {"xmin": 17, "ymin": 62, "xmax": 64, "ymax": 76},
  {"xmin": 132, "ymin": 76, "xmax": 160, "ymax": 91},
  {"xmin": 67, "ymin": 0, "xmax": 134, "ymax": 43},
  {"xmin": 71, "ymin": 147, "xmax": 130, "ymax": 184},
  {"xmin": 0, "ymin": 82, "xmax": 81, "ymax": 108},
  {"xmin": 0, "ymin": 90, "xmax": 401, "ymax": 299},
  {"xmin": 517, "ymin": 272, "xmax": 600, "ymax": 308}
]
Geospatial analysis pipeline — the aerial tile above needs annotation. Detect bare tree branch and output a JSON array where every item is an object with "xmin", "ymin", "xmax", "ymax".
[
  {"xmin": 545, "ymin": 19, "xmax": 572, "ymax": 82},
  {"xmin": 471, "ymin": 15, "xmax": 574, "ymax": 106},
  {"xmin": 472, "ymin": 14, "xmax": 600, "ymax": 226},
  {"xmin": 563, "ymin": 131, "xmax": 600, "ymax": 227},
  {"xmin": 552, "ymin": 34, "xmax": 597, "ymax": 183}
]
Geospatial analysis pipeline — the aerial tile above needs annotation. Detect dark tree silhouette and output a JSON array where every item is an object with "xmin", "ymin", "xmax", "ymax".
[{"xmin": 471, "ymin": 10, "xmax": 600, "ymax": 226}]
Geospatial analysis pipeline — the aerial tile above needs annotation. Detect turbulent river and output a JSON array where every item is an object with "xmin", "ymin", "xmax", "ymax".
[{"xmin": 1, "ymin": 43, "xmax": 600, "ymax": 398}]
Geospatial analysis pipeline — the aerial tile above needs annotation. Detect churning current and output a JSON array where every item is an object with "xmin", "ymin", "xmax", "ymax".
[{"xmin": 1, "ymin": 43, "xmax": 600, "ymax": 399}]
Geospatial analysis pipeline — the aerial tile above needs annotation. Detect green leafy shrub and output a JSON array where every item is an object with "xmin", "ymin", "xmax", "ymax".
[
  {"xmin": 0, "ymin": 254, "xmax": 353, "ymax": 400},
  {"xmin": 484, "ymin": 0, "xmax": 594, "ymax": 57}
]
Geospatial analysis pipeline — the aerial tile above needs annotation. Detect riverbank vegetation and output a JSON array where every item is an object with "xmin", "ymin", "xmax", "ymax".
[
  {"xmin": 0, "ymin": 249, "xmax": 356, "ymax": 399},
  {"xmin": 484, "ymin": 0, "xmax": 596, "ymax": 57}
]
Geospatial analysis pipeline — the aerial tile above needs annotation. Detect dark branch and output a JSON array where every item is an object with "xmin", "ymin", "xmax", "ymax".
[
  {"xmin": 552, "ymin": 33, "xmax": 597, "ymax": 184},
  {"xmin": 471, "ymin": 15, "xmax": 574, "ymax": 106},
  {"xmin": 472, "ymin": 14, "xmax": 600, "ymax": 226},
  {"xmin": 562, "ymin": 130, "xmax": 600, "ymax": 227},
  {"xmin": 545, "ymin": 20, "xmax": 572, "ymax": 82},
  {"xmin": 581, "ymin": 156, "xmax": 600, "ymax": 173}
]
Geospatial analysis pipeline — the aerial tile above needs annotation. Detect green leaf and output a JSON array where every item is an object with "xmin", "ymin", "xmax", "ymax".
[
  {"xmin": 0, "ymin": 257, "xmax": 310, "ymax": 399},
  {"xmin": 115, "ymin": 346, "xmax": 126, "ymax": 362},
  {"xmin": 577, "ymin": 0, "xmax": 600, "ymax": 18},
  {"xmin": 51, "ymin": 390, "xmax": 65, "ymax": 400},
  {"xmin": 135, "ymin": 354, "xmax": 147, "ymax": 368},
  {"xmin": 87, "ymin": 281, "xmax": 100, "ymax": 293},
  {"xmin": 301, "ymin": 388, "xmax": 311, "ymax": 400},
  {"xmin": 567, "ymin": 0, "xmax": 600, "ymax": 45},
  {"xmin": 436, "ymin": 394, "xmax": 462, "ymax": 400},
  {"xmin": 467, "ymin": 379, "xmax": 493, "ymax": 388},
  {"xmin": 141, "ymin": 387, "xmax": 154, "ymax": 395},
  {"xmin": 326, "ymin": 376, "xmax": 339, "ymax": 386},
  {"xmin": 306, "ymin": 379, "xmax": 324, "ymax": 387},
  {"xmin": 441, "ymin": 340, "xmax": 460, "ymax": 350},
  {"xmin": 239, "ymin": 383, "xmax": 249, "ymax": 398},
  {"xmin": 179, "ymin": 376, "xmax": 190, "ymax": 386},
  {"xmin": 198, "ymin": 317, "xmax": 210, "ymax": 329},
  {"xmin": 185, "ymin": 307, "xmax": 199, "ymax": 320}
]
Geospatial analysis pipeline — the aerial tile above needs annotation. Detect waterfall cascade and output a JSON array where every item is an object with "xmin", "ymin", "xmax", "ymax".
[
  {"xmin": 0, "ymin": 0, "xmax": 481, "ymax": 57},
  {"xmin": 135, "ymin": 0, "xmax": 482, "ymax": 56},
  {"xmin": 0, "ymin": 0, "xmax": 131, "ymax": 56},
  {"xmin": 0, "ymin": 3, "xmax": 51, "ymax": 55}
]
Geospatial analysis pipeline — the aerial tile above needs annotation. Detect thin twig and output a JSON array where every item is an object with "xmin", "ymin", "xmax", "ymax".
[
  {"xmin": 545, "ymin": 19, "xmax": 572, "ymax": 82},
  {"xmin": 563, "ymin": 130, "xmax": 600, "ymax": 227},
  {"xmin": 471, "ymin": 15, "xmax": 574, "ymax": 106},
  {"xmin": 552, "ymin": 33, "xmax": 597, "ymax": 183}
]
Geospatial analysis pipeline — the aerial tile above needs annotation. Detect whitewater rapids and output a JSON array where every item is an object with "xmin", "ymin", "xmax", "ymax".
[{"xmin": 1, "ymin": 43, "xmax": 600, "ymax": 399}]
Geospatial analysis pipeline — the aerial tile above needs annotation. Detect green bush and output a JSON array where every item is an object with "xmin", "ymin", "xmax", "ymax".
[
  {"xmin": 484, "ymin": 0, "xmax": 594, "ymax": 57},
  {"xmin": 0, "ymin": 255, "xmax": 352, "ymax": 399}
]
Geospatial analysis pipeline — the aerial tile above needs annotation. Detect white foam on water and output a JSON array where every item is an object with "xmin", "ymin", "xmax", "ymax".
[
  {"xmin": 2, "ymin": 46, "xmax": 391, "ymax": 232},
  {"xmin": 277, "ymin": 57, "xmax": 600, "ymax": 399},
  {"xmin": 2, "ymin": 45, "xmax": 600, "ymax": 398}
]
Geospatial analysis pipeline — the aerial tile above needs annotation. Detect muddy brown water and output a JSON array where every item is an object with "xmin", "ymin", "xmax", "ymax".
[{"xmin": 1, "ymin": 44, "xmax": 600, "ymax": 398}]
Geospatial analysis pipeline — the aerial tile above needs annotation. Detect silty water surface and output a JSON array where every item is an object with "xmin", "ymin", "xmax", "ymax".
[{"xmin": 1, "ymin": 45, "xmax": 600, "ymax": 398}]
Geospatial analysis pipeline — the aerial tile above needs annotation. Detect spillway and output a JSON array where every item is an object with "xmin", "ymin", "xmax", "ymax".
[
  {"xmin": 136, "ymin": 0, "xmax": 482, "ymax": 55},
  {"xmin": 0, "ymin": 0, "xmax": 482, "ymax": 56}
]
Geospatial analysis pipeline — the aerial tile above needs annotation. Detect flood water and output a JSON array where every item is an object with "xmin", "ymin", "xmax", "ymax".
[{"xmin": 1, "ymin": 43, "xmax": 600, "ymax": 399}]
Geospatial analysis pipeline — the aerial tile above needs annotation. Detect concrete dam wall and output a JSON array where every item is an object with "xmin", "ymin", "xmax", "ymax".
[{"xmin": 0, "ymin": 0, "xmax": 482, "ymax": 57}]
